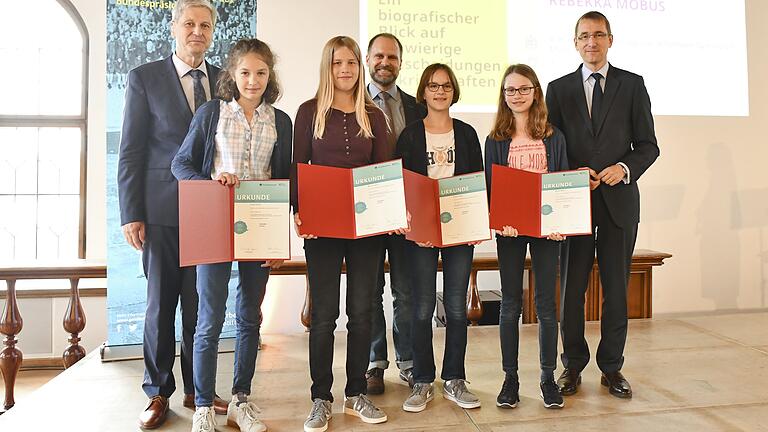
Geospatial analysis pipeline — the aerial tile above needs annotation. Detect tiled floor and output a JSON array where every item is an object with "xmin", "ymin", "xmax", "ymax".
[{"xmin": 1, "ymin": 312, "xmax": 767, "ymax": 431}]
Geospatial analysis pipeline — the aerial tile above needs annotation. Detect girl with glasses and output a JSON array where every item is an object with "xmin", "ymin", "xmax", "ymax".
[
  {"xmin": 484, "ymin": 64, "xmax": 569, "ymax": 410},
  {"xmin": 396, "ymin": 63, "xmax": 484, "ymax": 413}
]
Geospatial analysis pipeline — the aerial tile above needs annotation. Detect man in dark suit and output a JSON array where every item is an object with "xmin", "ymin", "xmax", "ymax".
[
  {"xmin": 545, "ymin": 11, "xmax": 659, "ymax": 399},
  {"xmin": 364, "ymin": 32, "xmax": 427, "ymax": 395},
  {"xmin": 117, "ymin": 0, "xmax": 226, "ymax": 427}
]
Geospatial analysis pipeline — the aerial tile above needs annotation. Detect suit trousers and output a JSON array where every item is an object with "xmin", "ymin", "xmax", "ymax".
[
  {"xmin": 141, "ymin": 224, "xmax": 198, "ymax": 398},
  {"xmin": 304, "ymin": 236, "xmax": 384, "ymax": 402},
  {"xmin": 560, "ymin": 190, "xmax": 637, "ymax": 374},
  {"xmin": 369, "ymin": 233, "xmax": 413, "ymax": 371}
]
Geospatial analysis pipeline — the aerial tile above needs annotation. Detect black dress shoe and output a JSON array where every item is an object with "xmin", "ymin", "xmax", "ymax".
[
  {"xmin": 556, "ymin": 368, "xmax": 582, "ymax": 396},
  {"xmin": 601, "ymin": 371, "xmax": 632, "ymax": 399}
]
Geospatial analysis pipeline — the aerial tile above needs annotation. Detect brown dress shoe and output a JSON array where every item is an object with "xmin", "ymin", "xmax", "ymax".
[
  {"xmin": 183, "ymin": 393, "xmax": 229, "ymax": 415},
  {"xmin": 138, "ymin": 395, "xmax": 169, "ymax": 429},
  {"xmin": 366, "ymin": 368, "xmax": 385, "ymax": 395}
]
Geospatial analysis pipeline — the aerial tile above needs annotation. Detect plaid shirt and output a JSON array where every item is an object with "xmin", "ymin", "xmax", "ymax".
[{"xmin": 212, "ymin": 99, "xmax": 277, "ymax": 181}]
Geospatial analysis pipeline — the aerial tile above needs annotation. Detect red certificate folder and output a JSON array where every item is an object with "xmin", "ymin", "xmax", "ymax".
[
  {"xmin": 297, "ymin": 164, "xmax": 355, "ymax": 239},
  {"xmin": 403, "ymin": 170, "xmax": 491, "ymax": 247},
  {"xmin": 489, "ymin": 165, "xmax": 592, "ymax": 238},
  {"xmin": 403, "ymin": 170, "xmax": 441, "ymax": 245},
  {"xmin": 178, "ymin": 180, "xmax": 290, "ymax": 266},
  {"xmin": 297, "ymin": 161, "xmax": 407, "ymax": 239}
]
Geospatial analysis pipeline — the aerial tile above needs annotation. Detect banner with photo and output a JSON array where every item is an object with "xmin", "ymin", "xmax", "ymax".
[{"xmin": 106, "ymin": 0, "xmax": 257, "ymax": 347}]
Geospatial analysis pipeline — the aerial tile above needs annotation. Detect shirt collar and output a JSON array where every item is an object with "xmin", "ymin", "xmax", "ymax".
[
  {"xmin": 228, "ymin": 98, "xmax": 272, "ymax": 118},
  {"xmin": 368, "ymin": 82, "xmax": 400, "ymax": 102},
  {"xmin": 581, "ymin": 62, "xmax": 610, "ymax": 83},
  {"xmin": 172, "ymin": 53, "xmax": 208, "ymax": 79}
]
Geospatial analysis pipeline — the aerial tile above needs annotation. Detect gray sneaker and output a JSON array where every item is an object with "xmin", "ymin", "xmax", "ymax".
[
  {"xmin": 304, "ymin": 398, "xmax": 332, "ymax": 432},
  {"xmin": 402, "ymin": 382, "xmax": 434, "ymax": 412},
  {"xmin": 443, "ymin": 379, "xmax": 481, "ymax": 409},
  {"xmin": 343, "ymin": 394, "xmax": 387, "ymax": 424}
]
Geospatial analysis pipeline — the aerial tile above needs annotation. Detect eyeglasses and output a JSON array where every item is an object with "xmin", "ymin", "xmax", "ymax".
[
  {"xmin": 503, "ymin": 86, "xmax": 537, "ymax": 96},
  {"xmin": 426, "ymin": 82, "xmax": 454, "ymax": 93},
  {"xmin": 576, "ymin": 32, "xmax": 610, "ymax": 41}
]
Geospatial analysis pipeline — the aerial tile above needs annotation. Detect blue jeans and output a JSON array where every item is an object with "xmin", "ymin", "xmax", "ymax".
[
  {"xmin": 408, "ymin": 242, "xmax": 474, "ymax": 384},
  {"xmin": 497, "ymin": 235, "xmax": 559, "ymax": 379},
  {"xmin": 369, "ymin": 233, "xmax": 413, "ymax": 371},
  {"xmin": 193, "ymin": 261, "xmax": 269, "ymax": 407}
]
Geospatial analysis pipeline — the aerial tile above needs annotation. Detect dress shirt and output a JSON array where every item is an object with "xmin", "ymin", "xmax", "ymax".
[
  {"xmin": 368, "ymin": 83, "xmax": 406, "ymax": 137},
  {"xmin": 172, "ymin": 54, "xmax": 211, "ymax": 112},
  {"xmin": 581, "ymin": 62, "xmax": 630, "ymax": 183}
]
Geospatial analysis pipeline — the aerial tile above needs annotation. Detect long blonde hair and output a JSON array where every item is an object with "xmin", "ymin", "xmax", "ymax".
[{"xmin": 313, "ymin": 36, "xmax": 376, "ymax": 139}]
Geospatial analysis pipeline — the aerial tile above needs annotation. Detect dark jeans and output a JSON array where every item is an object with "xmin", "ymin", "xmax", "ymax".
[
  {"xmin": 304, "ymin": 236, "xmax": 384, "ymax": 402},
  {"xmin": 369, "ymin": 234, "xmax": 412, "ymax": 371},
  {"xmin": 193, "ymin": 261, "xmax": 269, "ymax": 407},
  {"xmin": 497, "ymin": 235, "xmax": 560, "ymax": 379},
  {"xmin": 408, "ymin": 242, "xmax": 474, "ymax": 384},
  {"xmin": 561, "ymin": 190, "xmax": 637, "ymax": 374},
  {"xmin": 141, "ymin": 224, "xmax": 198, "ymax": 398}
]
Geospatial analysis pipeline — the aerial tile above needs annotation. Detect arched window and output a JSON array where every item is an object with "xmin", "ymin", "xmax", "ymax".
[{"xmin": 0, "ymin": 0, "xmax": 89, "ymax": 260}]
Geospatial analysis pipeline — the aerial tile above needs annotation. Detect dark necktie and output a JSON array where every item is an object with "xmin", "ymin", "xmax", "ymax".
[
  {"xmin": 591, "ymin": 72, "xmax": 604, "ymax": 132},
  {"xmin": 188, "ymin": 69, "xmax": 207, "ymax": 112}
]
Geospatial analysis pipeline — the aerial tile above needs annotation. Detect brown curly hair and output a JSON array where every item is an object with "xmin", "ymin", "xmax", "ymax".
[{"xmin": 217, "ymin": 38, "xmax": 281, "ymax": 104}]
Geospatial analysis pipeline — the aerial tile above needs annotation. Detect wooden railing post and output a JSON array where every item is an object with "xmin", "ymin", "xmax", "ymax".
[
  {"xmin": 62, "ymin": 277, "xmax": 86, "ymax": 368},
  {"xmin": 300, "ymin": 275, "xmax": 311, "ymax": 331},
  {"xmin": 0, "ymin": 279, "xmax": 23, "ymax": 411},
  {"xmin": 466, "ymin": 269, "xmax": 483, "ymax": 325}
]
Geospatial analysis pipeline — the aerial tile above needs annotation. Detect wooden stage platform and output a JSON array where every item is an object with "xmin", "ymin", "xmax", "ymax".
[{"xmin": 1, "ymin": 312, "xmax": 767, "ymax": 431}]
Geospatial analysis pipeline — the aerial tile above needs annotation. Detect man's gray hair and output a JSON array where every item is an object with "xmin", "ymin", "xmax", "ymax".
[{"xmin": 172, "ymin": 0, "xmax": 217, "ymax": 27}]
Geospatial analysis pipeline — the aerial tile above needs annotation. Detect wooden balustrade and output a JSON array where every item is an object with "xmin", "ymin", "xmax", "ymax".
[
  {"xmin": 278, "ymin": 249, "xmax": 671, "ymax": 329},
  {"xmin": 0, "ymin": 261, "xmax": 106, "ymax": 412},
  {"xmin": 0, "ymin": 250, "xmax": 669, "ymax": 413}
]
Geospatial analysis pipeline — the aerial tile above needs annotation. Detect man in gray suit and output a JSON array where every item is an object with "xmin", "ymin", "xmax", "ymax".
[{"xmin": 365, "ymin": 33, "xmax": 427, "ymax": 395}]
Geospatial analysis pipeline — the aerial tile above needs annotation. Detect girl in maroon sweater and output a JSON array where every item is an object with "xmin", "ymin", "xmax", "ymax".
[{"xmin": 291, "ymin": 36, "xmax": 391, "ymax": 432}]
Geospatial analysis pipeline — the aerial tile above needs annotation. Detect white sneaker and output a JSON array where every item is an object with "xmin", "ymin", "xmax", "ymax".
[
  {"xmin": 227, "ymin": 397, "xmax": 266, "ymax": 432},
  {"xmin": 192, "ymin": 406, "xmax": 216, "ymax": 432}
]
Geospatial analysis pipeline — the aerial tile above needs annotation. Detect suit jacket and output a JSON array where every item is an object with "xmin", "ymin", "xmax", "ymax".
[
  {"xmin": 170, "ymin": 99, "xmax": 293, "ymax": 181},
  {"xmin": 118, "ymin": 55, "xmax": 221, "ymax": 227},
  {"xmin": 395, "ymin": 118, "xmax": 484, "ymax": 176},
  {"xmin": 398, "ymin": 87, "xmax": 427, "ymax": 129},
  {"xmin": 367, "ymin": 85, "xmax": 427, "ymax": 132},
  {"xmin": 545, "ymin": 64, "xmax": 659, "ymax": 228}
]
